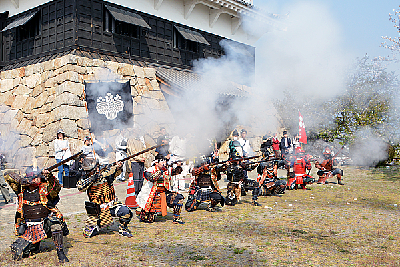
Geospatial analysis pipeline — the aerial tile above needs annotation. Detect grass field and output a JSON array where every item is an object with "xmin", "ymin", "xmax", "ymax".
[{"xmin": 1, "ymin": 166, "xmax": 399, "ymax": 266}]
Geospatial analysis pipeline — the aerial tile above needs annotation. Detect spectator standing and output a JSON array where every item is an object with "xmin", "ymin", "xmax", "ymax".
[
  {"xmin": 272, "ymin": 132, "xmax": 281, "ymax": 158},
  {"xmin": 280, "ymin": 131, "xmax": 292, "ymax": 159},
  {"xmin": 54, "ymin": 129, "xmax": 70, "ymax": 185}
]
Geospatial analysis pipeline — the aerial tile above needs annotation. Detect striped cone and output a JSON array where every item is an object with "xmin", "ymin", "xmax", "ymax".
[{"xmin": 125, "ymin": 173, "xmax": 138, "ymax": 208}]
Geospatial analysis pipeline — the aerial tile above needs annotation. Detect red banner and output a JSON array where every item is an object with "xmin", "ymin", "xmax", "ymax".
[{"xmin": 299, "ymin": 112, "xmax": 307, "ymax": 144}]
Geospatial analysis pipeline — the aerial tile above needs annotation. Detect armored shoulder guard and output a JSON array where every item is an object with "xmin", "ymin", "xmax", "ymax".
[{"xmin": 76, "ymin": 173, "xmax": 98, "ymax": 192}]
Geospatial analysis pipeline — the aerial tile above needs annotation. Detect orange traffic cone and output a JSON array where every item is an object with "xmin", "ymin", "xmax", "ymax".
[{"xmin": 125, "ymin": 173, "xmax": 138, "ymax": 208}]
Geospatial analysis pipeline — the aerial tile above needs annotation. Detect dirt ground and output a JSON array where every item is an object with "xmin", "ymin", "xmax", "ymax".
[{"xmin": 0, "ymin": 165, "xmax": 400, "ymax": 266}]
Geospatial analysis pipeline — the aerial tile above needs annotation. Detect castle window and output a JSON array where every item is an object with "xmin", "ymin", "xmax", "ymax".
[
  {"xmin": 1, "ymin": 11, "xmax": 40, "ymax": 42},
  {"xmin": 173, "ymin": 26, "xmax": 209, "ymax": 53},
  {"xmin": 104, "ymin": 5, "xmax": 150, "ymax": 38}
]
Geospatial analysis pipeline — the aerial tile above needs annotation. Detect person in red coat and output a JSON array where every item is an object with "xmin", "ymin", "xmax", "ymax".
[
  {"xmin": 272, "ymin": 133, "xmax": 280, "ymax": 159},
  {"xmin": 289, "ymin": 148, "xmax": 315, "ymax": 189}
]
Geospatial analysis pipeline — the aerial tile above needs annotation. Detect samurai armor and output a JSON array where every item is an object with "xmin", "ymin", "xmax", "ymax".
[
  {"xmin": 85, "ymin": 201, "xmax": 100, "ymax": 216},
  {"xmin": 197, "ymin": 174, "xmax": 213, "ymax": 187},
  {"xmin": 23, "ymin": 205, "xmax": 49, "ymax": 220},
  {"xmin": 21, "ymin": 223, "xmax": 47, "ymax": 244},
  {"xmin": 11, "ymin": 238, "xmax": 31, "ymax": 261}
]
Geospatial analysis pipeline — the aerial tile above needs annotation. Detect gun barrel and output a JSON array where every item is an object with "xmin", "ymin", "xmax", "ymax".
[{"xmin": 46, "ymin": 151, "xmax": 83, "ymax": 172}]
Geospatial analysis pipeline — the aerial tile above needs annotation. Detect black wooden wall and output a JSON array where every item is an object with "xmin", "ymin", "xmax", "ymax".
[{"xmin": 1, "ymin": 0, "xmax": 255, "ymax": 70}]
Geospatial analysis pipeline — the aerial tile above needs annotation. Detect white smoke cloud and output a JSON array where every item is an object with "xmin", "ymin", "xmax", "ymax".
[
  {"xmin": 252, "ymin": 1, "xmax": 351, "ymax": 99},
  {"xmin": 350, "ymin": 128, "xmax": 389, "ymax": 166}
]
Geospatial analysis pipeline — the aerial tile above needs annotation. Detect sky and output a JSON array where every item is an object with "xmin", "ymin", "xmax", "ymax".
[{"xmin": 253, "ymin": 0, "xmax": 400, "ymax": 68}]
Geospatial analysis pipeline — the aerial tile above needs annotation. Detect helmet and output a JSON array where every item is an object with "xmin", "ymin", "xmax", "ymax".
[
  {"xmin": 82, "ymin": 157, "xmax": 98, "ymax": 171},
  {"xmin": 229, "ymin": 140, "xmax": 243, "ymax": 159},
  {"xmin": 21, "ymin": 166, "xmax": 42, "ymax": 185}
]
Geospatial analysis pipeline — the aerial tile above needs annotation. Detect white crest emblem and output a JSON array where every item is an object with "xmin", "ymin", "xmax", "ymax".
[{"xmin": 96, "ymin": 93, "xmax": 124, "ymax": 120}]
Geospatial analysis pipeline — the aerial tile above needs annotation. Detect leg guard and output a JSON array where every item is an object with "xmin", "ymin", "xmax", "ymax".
[
  {"xmin": 185, "ymin": 194, "xmax": 199, "ymax": 212},
  {"xmin": 52, "ymin": 229, "xmax": 69, "ymax": 263},
  {"xmin": 11, "ymin": 238, "xmax": 31, "ymax": 261},
  {"xmin": 252, "ymin": 181, "xmax": 260, "ymax": 201},
  {"xmin": 110, "ymin": 205, "xmax": 133, "ymax": 237},
  {"xmin": 172, "ymin": 204, "xmax": 184, "ymax": 224}
]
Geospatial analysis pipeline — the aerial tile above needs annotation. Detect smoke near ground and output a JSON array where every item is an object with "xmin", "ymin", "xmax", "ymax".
[{"xmin": 350, "ymin": 128, "xmax": 389, "ymax": 166}]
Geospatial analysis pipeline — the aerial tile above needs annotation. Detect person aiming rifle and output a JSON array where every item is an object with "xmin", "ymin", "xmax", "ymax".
[
  {"xmin": 76, "ymin": 144, "xmax": 162, "ymax": 238},
  {"xmin": 315, "ymin": 146, "xmax": 344, "ymax": 185}
]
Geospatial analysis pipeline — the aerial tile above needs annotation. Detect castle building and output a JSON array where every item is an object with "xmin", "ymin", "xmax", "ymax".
[{"xmin": 0, "ymin": 0, "xmax": 278, "ymax": 168}]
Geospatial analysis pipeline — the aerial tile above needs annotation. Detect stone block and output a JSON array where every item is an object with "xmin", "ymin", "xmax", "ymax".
[
  {"xmin": 1, "ymin": 70, "xmax": 13, "ymax": 79},
  {"xmin": 133, "ymin": 65, "xmax": 144, "ymax": 78},
  {"xmin": 2, "ymin": 109, "xmax": 18, "ymax": 124},
  {"xmin": 53, "ymin": 105, "xmax": 87, "ymax": 121},
  {"xmin": 36, "ymin": 112, "xmax": 55, "ymax": 127},
  {"xmin": 59, "ymin": 119, "xmax": 79, "ymax": 139},
  {"xmin": 16, "ymin": 118, "xmax": 32, "ymax": 134},
  {"xmin": 56, "ymin": 81, "xmax": 85, "ymax": 97},
  {"xmin": 4, "ymin": 93, "xmax": 16, "ymax": 106},
  {"xmin": 118, "ymin": 64, "xmax": 134, "ymax": 76},
  {"xmin": 36, "ymin": 144, "xmax": 50, "ymax": 157},
  {"xmin": 52, "ymin": 92, "xmax": 82, "ymax": 108},
  {"xmin": 13, "ymin": 84, "xmax": 31, "ymax": 96},
  {"xmin": 106, "ymin": 61, "xmax": 119, "ymax": 73},
  {"xmin": 21, "ymin": 97, "xmax": 36, "ymax": 114},
  {"xmin": 23, "ymin": 66, "xmax": 31, "ymax": 77},
  {"xmin": 150, "ymin": 79, "xmax": 160, "ymax": 91},
  {"xmin": 144, "ymin": 67, "xmax": 156, "ymax": 79},
  {"xmin": 0, "ymin": 79, "xmax": 14, "ymax": 93},
  {"xmin": 23, "ymin": 73, "xmax": 41, "ymax": 88},
  {"xmin": 31, "ymin": 132, "xmax": 43, "ymax": 146},
  {"xmin": 27, "ymin": 126, "xmax": 39, "ymax": 140},
  {"xmin": 32, "ymin": 63, "xmax": 44, "ymax": 74},
  {"xmin": 13, "ymin": 77, "xmax": 21, "ymax": 88},
  {"xmin": 34, "ymin": 91, "xmax": 49, "ymax": 108},
  {"xmin": 44, "ymin": 77, "xmax": 56, "ymax": 88},
  {"xmin": 19, "ymin": 135, "xmax": 33, "ymax": 147},
  {"xmin": 145, "ymin": 78, "xmax": 153, "ymax": 90},
  {"xmin": 32, "ymin": 84, "xmax": 45, "ymax": 98},
  {"xmin": 11, "ymin": 95, "xmax": 28, "ymax": 110},
  {"xmin": 42, "ymin": 60, "xmax": 55, "ymax": 71},
  {"xmin": 137, "ymin": 78, "xmax": 146, "ymax": 86},
  {"xmin": 42, "ymin": 122, "xmax": 60, "ymax": 143},
  {"xmin": 77, "ymin": 118, "xmax": 90, "ymax": 129}
]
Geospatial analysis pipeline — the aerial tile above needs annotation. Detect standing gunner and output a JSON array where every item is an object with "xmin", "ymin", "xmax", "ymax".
[{"xmin": 136, "ymin": 154, "xmax": 185, "ymax": 224}]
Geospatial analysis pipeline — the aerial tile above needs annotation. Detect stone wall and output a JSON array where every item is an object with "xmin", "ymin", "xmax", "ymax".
[{"xmin": 0, "ymin": 54, "xmax": 174, "ymax": 169}]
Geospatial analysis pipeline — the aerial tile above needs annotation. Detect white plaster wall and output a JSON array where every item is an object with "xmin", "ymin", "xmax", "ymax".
[
  {"xmin": 0, "ymin": 0, "xmax": 50, "ymax": 16},
  {"xmin": 0, "ymin": 0, "xmax": 257, "ymax": 45}
]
